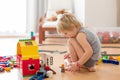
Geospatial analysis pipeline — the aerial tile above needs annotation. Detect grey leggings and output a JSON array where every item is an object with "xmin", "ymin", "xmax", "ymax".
[{"xmin": 84, "ymin": 58, "xmax": 98, "ymax": 67}]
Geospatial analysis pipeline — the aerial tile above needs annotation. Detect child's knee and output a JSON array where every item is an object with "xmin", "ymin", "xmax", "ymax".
[{"xmin": 67, "ymin": 38, "xmax": 76, "ymax": 44}]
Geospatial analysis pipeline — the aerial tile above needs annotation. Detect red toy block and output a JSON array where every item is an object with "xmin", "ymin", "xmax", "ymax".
[{"xmin": 22, "ymin": 58, "xmax": 40, "ymax": 76}]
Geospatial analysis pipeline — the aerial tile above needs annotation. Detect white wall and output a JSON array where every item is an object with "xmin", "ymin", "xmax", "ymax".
[
  {"xmin": 74, "ymin": 0, "xmax": 85, "ymax": 25},
  {"xmin": 85, "ymin": 0, "xmax": 117, "ymax": 27},
  {"xmin": 117, "ymin": 0, "xmax": 120, "ymax": 26}
]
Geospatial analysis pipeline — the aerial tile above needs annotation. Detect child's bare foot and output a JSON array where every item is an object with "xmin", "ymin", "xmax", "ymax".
[
  {"xmin": 65, "ymin": 66, "xmax": 80, "ymax": 72},
  {"xmin": 87, "ymin": 66, "xmax": 96, "ymax": 72},
  {"xmin": 65, "ymin": 66, "xmax": 71, "ymax": 71},
  {"xmin": 80, "ymin": 65, "xmax": 86, "ymax": 69},
  {"xmin": 64, "ymin": 62, "xmax": 80, "ymax": 72}
]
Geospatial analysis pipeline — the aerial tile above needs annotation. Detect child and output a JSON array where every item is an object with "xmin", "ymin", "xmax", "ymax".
[{"xmin": 56, "ymin": 13, "xmax": 101, "ymax": 72}]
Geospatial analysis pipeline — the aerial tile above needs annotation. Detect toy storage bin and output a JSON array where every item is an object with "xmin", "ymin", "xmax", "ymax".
[{"xmin": 93, "ymin": 27, "xmax": 120, "ymax": 43}]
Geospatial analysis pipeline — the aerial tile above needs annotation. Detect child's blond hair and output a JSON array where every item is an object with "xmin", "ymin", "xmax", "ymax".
[{"xmin": 57, "ymin": 13, "xmax": 83, "ymax": 34}]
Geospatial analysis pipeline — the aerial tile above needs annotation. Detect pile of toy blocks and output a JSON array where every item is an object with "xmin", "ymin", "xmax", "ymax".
[
  {"xmin": 102, "ymin": 55, "xmax": 119, "ymax": 65},
  {"xmin": 0, "ymin": 55, "xmax": 17, "ymax": 72},
  {"xmin": 97, "ymin": 51, "xmax": 120, "ymax": 65},
  {"xmin": 101, "ymin": 51, "xmax": 120, "ymax": 65}
]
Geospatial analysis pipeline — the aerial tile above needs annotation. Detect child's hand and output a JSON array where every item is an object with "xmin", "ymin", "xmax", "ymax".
[
  {"xmin": 69, "ymin": 62, "xmax": 80, "ymax": 72},
  {"xmin": 64, "ymin": 53, "xmax": 70, "ymax": 59}
]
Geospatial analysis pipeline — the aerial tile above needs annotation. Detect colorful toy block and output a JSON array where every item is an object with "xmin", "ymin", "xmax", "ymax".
[
  {"xmin": 31, "ymin": 31, "xmax": 36, "ymax": 40},
  {"xmin": 17, "ymin": 39, "xmax": 40, "ymax": 76},
  {"xmin": 102, "ymin": 55, "xmax": 109, "ymax": 60},
  {"xmin": 0, "ymin": 66, "xmax": 4, "ymax": 72},
  {"xmin": 97, "ymin": 58, "xmax": 102, "ymax": 65},
  {"xmin": 40, "ymin": 53, "xmax": 53, "ymax": 66},
  {"xmin": 4, "ymin": 67, "xmax": 11, "ymax": 72},
  {"xmin": 116, "ymin": 56, "xmax": 120, "ymax": 61},
  {"xmin": 0, "ymin": 56, "xmax": 12, "ymax": 67},
  {"xmin": 102, "ymin": 60, "xmax": 119, "ymax": 65},
  {"xmin": 29, "ymin": 70, "xmax": 44, "ymax": 80}
]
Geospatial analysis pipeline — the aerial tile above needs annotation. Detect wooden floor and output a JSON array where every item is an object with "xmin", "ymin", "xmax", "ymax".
[{"xmin": 0, "ymin": 37, "xmax": 120, "ymax": 80}]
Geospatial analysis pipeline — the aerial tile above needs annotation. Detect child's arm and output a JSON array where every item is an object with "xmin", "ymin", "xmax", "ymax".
[
  {"xmin": 76, "ymin": 33, "xmax": 93, "ymax": 66},
  {"xmin": 64, "ymin": 53, "xmax": 70, "ymax": 59}
]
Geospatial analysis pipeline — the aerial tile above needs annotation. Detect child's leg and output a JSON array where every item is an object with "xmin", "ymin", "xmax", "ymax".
[
  {"xmin": 67, "ymin": 38, "xmax": 84, "ymax": 62},
  {"xmin": 84, "ymin": 58, "xmax": 97, "ymax": 72},
  {"xmin": 65, "ymin": 38, "xmax": 84, "ymax": 71},
  {"xmin": 67, "ymin": 38, "xmax": 97, "ymax": 72},
  {"xmin": 87, "ymin": 66, "xmax": 96, "ymax": 72}
]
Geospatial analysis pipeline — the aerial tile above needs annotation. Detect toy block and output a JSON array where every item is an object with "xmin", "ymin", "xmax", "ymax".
[
  {"xmin": 29, "ymin": 74, "xmax": 43, "ymax": 80},
  {"xmin": 31, "ymin": 32, "xmax": 34, "ymax": 38},
  {"xmin": 22, "ymin": 58, "xmax": 40, "ymax": 75},
  {"xmin": 96, "ymin": 58, "xmax": 102, "ymax": 65},
  {"xmin": 29, "ymin": 70, "xmax": 44, "ymax": 80},
  {"xmin": 0, "ymin": 66, "xmax": 4, "ymax": 72},
  {"xmin": 102, "ymin": 60, "xmax": 119, "ymax": 65},
  {"xmin": 0, "ymin": 64, "xmax": 7, "ymax": 67},
  {"xmin": 17, "ymin": 40, "xmax": 40, "ymax": 76},
  {"xmin": 40, "ymin": 53, "xmax": 53, "ymax": 66},
  {"xmin": 116, "ymin": 56, "xmax": 120, "ymax": 61},
  {"xmin": 4, "ymin": 67, "xmax": 11, "ymax": 72},
  {"xmin": 102, "ymin": 55, "xmax": 109, "ymax": 60},
  {"xmin": 109, "ymin": 56, "xmax": 117, "ymax": 60}
]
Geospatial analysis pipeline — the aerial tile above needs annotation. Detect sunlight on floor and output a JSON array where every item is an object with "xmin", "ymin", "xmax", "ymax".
[
  {"xmin": 0, "ymin": 69, "xmax": 23, "ymax": 80},
  {"xmin": 0, "ymin": 38, "xmax": 19, "ymax": 56}
]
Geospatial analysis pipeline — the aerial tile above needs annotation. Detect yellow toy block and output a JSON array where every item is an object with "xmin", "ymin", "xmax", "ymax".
[
  {"xmin": 17, "ymin": 40, "xmax": 39, "ymax": 60},
  {"xmin": 4, "ymin": 67, "xmax": 11, "ymax": 72},
  {"xmin": 96, "ymin": 58, "xmax": 102, "ymax": 65},
  {"xmin": 116, "ymin": 56, "xmax": 120, "ymax": 61}
]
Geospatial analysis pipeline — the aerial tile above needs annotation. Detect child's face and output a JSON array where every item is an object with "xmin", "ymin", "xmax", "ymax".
[{"xmin": 62, "ymin": 28, "xmax": 78, "ymax": 38}]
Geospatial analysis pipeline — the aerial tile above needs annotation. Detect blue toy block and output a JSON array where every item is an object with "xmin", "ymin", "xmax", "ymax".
[
  {"xmin": 29, "ymin": 70, "xmax": 44, "ymax": 80},
  {"xmin": 40, "ymin": 67, "xmax": 46, "ymax": 76},
  {"xmin": 31, "ymin": 32, "xmax": 34, "ymax": 37},
  {"xmin": 29, "ymin": 74, "xmax": 43, "ymax": 80},
  {"xmin": 0, "ymin": 62, "xmax": 10, "ymax": 66},
  {"xmin": 102, "ymin": 60, "xmax": 119, "ymax": 65},
  {"xmin": 0, "ymin": 62, "xmax": 9, "ymax": 64},
  {"xmin": 112, "ymin": 60, "xmax": 119, "ymax": 65}
]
